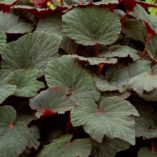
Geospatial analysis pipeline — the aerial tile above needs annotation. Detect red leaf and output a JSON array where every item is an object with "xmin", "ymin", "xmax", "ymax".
[
  {"xmin": 41, "ymin": 109, "xmax": 57, "ymax": 117},
  {"xmin": 97, "ymin": 63, "xmax": 106, "ymax": 75},
  {"xmin": 65, "ymin": 1, "xmax": 118, "ymax": 12},
  {"xmin": 145, "ymin": 22, "xmax": 156, "ymax": 36},
  {"xmin": 32, "ymin": 0, "xmax": 48, "ymax": 8},
  {"xmin": 36, "ymin": 108, "xmax": 57, "ymax": 118},
  {"xmin": 119, "ymin": 0, "xmax": 157, "ymax": 11},
  {"xmin": 0, "ymin": 0, "xmax": 19, "ymax": 12},
  {"xmin": 13, "ymin": 5, "xmax": 67, "ymax": 18}
]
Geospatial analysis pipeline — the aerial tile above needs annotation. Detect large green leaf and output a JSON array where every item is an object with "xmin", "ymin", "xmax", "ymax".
[
  {"xmin": 146, "ymin": 35, "xmax": 157, "ymax": 61},
  {"xmin": 100, "ymin": 45, "xmax": 140, "ymax": 61},
  {"xmin": 122, "ymin": 19, "xmax": 147, "ymax": 43},
  {"xmin": 37, "ymin": 135, "xmax": 92, "ymax": 157},
  {"xmin": 35, "ymin": 15, "xmax": 78, "ymax": 54},
  {"xmin": 0, "ymin": 105, "xmax": 39, "ymax": 157},
  {"xmin": 0, "ymin": 11, "xmax": 33, "ymax": 34},
  {"xmin": 45, "ymin": 55, "xmax": 100, "ymax": 101},
  {"xmin": 126, "ymin": 65, "xmax": 157, "ymax": 95},
  {"xmin": 0, "ymin": 30, "xmax": 6, "ymax": 54},
  {"xmin": 0, "ymin": 70, "xmax": 16, "ymax": 104},
  {"xmin": 30, "ymin": 88, "xmax": 74, "ymax": 115},
  {"xmin": 138, "ymin": 147, "xmax": 157, "ymax": 157},
  {"xmin": 91, "ymin": 138, "xmax": 130, "ymax": 157},
  {"xmin": 63, "ymin": 6, "xmax": 121, "ymax": 46},
  {"xmin": 95, "ymin": 60, "xmax": 151, "ymax": 92},
  {"xmin": 35, "ymin": 15, "xmax": 62, "ymax": 35},
  {"xmin": 11, "ymin": 69, "xmax": 45, "ymax": 97},
  {"xmin": 2, "ymin": 32, "xmax": 61, "ymax": 75},
  {"xmin": 71, "ymin": 96, "xmax": 139, "ymax": 144}
]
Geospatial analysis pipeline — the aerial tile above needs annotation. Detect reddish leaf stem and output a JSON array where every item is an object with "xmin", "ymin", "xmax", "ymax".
[
  {"xmin": 66, "ymin": 113, "xmax": 72, "ymax": 133},
  {"xmin": 96, "ymin": 105, "xmax": 104, "ymax": 116},
  {"xmin": 121, "ymin": 10, "xmax": 129, "ymax": 25},
  {"xmin": 95, "ymin": 42, "xmax": 100, "ymax": 57},
  {"xmin": 8, "ymin": 123, "xmax": 14, "ymax": 129},
  {"xmin": 97, "ymin": 63, "xmax": 106, "ymax": 76},
  {"xmin": 151, "ymin": 146, "xmax": 156, "ymax": 154},
  {"xmin": 141, "ymin": 34, "xmax": 152, "ymax": 58}
]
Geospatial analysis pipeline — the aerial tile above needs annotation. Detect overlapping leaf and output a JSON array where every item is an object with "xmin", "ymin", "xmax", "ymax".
[
  {"xmin": 30, "ymin": 88, "xmax": 74, "ymax": 115},
  {"xmin": 94, "ymin": 0, "xmax": 118, "ymax": 9},
  {"xmin": 11, "ymin": 69, "xmax": 45, "ymax": 97},
  {"xmin": 63, "ymin": 6, "xmax": 121, "ymax": 45},
  {"xmin": 135, "ymin": 104, "xmax": 157, "ymax": 139},
  {"xmin": 122, "ymin": 19, "xmax": 147, "ymax": 43},
  {"xmin": 130, "ymin": 4, "xmax": 151, "ymax": 22},
  {"xmin": 91, "ymin": 138, "xmax": 130, "ymax": 157},
  {"xmin": 37, "ymin": 135, "xmax": 92, "ymax": 157},
  {"xmin": 130, "ymin": 4, "xmax": 157, "ymax": 34},
  {"xmin": 64, "ymin": 0, "xmax": 90, "ymax": 5},
  {"xmin": 136, "ymin": 115, "xmax": 157, "ymax": 139},
  {"xmin": 138, "ymin": 147, "xmax": 157, "ymax": 157},
  {"xmin": 14, "ymin": 4, "xmax": 67, "ymax": 18},
  {"xmin": 0, "ymin": 0, "xmax": 18, "ymax": 5},
  {"xmin": 71, "ymin": 96, "xmax": 139, "ymax": 144},
  {"xmin": 60, "ymin": 35, "xmax": 78, "ymax": 54},
  {"xmin": 95, "ymin": 76, "xmax": 124, "ymax": 92},
  {"xmin": 103, "ymin": 91, "xmax": 131, "ymax": 99},
  {"xmin": 35, "ymin": 15, "xmax": 77, "ymax": 54},
  {"xmin": 0, "ymin": 30, "xmax": 6, "ymax": 54},
  {"xmin": 100, "ymin": 45, "xmax": 140, "ymax": 61},
  {"xmin": 35, "ymin": 15, "xmax": 62, "ymax": 35},
  {"xmin": 0, "ymin": 11, "xmax": 33, "ymax": 34},
  {"xmin": 146, "ymin": 35, "xmax": 157, "ymax": 61},
  {"xmin": 36, "ymin": 15, "xmax": 75, "ymax": 55},
  {"xmin": 0, "ymin": 105, "xmax": 39, "ymax": 157},
  {"xmin": 2, "ymin": 32, "xmax": 61, "ymax": 75},
  {"xmin": 72, "ymin": 55, "xmax": 118, "ymax": 65},
  {"xmin": 140, "ymin": 89, "xmax": 157, "ymax": 101},
  {"xmin": 45, "ymin": 55, "xmax": 100, "ymax": 102},
  {"xmin": 126, "ymin": 65, "xmax": 157, "ymax": 95},
  {"xmin": 100, "ymin": 0, "xmax": 118, "ymax": 4},
  {"xmin": 95, "ymin": 60, "xmax": 151, "ymax": 92},
  {"xmin": 0, "ymin": 70, "xmax": 16, "ymax": 104}
]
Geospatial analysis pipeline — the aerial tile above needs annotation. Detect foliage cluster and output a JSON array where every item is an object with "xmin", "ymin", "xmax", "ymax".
[{"xmin": 1, "ymin": 0, "xmax": 157, "ymax": 157}]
